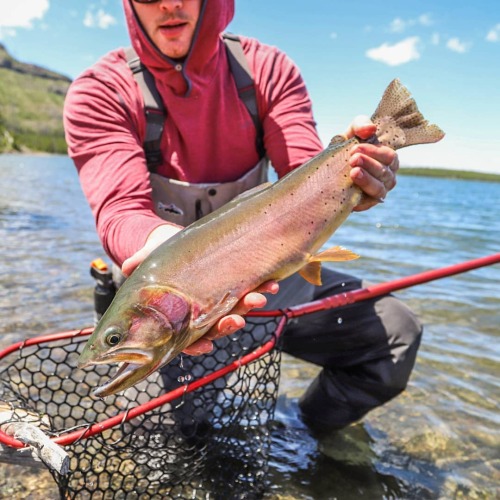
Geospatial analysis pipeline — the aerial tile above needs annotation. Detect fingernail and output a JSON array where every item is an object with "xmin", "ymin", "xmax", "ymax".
[
  {"xmin": 191, "ymin": 348, "xmax": 210, "ymax": 356},
  {"xmin": 351, "ymin": 154, "xmax": 363, "ymax": 167},
  {"xmin": 352, "ymin": 167, "xmax": 364, "ymax": 179},
  {"xmin": 222, "ymin": 324, "xmax": 235, "ymax": 334}
]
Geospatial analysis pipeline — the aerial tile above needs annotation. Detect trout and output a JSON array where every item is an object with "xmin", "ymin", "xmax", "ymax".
[{"xmin": 79, "ymin": 79, "xmax": 444, "ymax": 397}]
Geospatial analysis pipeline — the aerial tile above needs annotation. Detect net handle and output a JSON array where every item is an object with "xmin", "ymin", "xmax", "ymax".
[{"xmin": 252, "ymin": 252, "xmax": 500, "ymax": 318}]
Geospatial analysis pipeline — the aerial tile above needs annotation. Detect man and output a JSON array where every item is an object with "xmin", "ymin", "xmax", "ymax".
[{"xmin": 64, "ymin": 0, "xmax": 422, "ymax": 432}]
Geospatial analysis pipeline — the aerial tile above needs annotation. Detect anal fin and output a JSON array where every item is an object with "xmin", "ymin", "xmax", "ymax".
[{"xmin": 299, "ymin": 261, "xmax": 323, "ymax": 286}]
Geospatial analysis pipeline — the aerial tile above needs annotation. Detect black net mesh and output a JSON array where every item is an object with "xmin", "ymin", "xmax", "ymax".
[{"xmin": 0, "ymin": 314, "xmax": 283, "ymax": 499}]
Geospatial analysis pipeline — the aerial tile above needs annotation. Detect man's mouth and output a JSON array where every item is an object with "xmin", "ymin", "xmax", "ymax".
[{"xmin": 159, "ymin": 21, "xmax": 188, "ymax": 36}]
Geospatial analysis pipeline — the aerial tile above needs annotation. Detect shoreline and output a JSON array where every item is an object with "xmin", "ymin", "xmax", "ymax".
[
  {"xmin": 399, "ymin": 167, "xmax": 500, "ymax": 183},
  {"xmin": 2, "ymin": 153, "xmax": 500, "ymax": 183}
]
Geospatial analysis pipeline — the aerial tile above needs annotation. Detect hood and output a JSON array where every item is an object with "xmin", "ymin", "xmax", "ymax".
[{"xmin": 123, "ymin": 0, "xmax": 234, "ymax": 95}]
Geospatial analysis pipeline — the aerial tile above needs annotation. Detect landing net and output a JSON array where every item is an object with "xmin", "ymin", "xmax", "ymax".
[{"xmin": 0, "ymin": 314, "xmax": 286, "ymax": 499}]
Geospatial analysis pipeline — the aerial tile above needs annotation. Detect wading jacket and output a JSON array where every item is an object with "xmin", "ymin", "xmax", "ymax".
[{"xmin": 63, "ymin": 0, "xmax": 323, "ymax": 266}]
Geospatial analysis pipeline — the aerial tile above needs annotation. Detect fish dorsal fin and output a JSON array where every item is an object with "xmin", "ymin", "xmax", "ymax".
[
  {"xmin": 192, "ymin": 292, "xmax": 239, "ymax": 330},
  {"xmin": 328, "ymin": 135, "xmax": 347, "ymax": 146},
  {"xmin": 298, "ymin": 246, "xmax": 360, "ymax": 286},
  {"xmin": 371, "ymin": 79, "xmax": 445, "ymax": 150}
]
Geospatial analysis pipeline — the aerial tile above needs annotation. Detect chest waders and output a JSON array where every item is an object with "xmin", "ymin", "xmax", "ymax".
[{"xmin": 126, "ymin": 33, "xmax": 267, "ymax": 226}]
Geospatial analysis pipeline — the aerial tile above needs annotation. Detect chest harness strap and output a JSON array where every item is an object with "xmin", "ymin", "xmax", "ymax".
[{"xmin": 125, "ymin": 34, "xmax": 264, "ymax": 172}]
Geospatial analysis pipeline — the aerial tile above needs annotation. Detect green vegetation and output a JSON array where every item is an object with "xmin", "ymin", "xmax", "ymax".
[
  {"xmin": 0, "ymin": 43, "xmax": 70, "ymax": 154},
  {"xmin": 399, "ymin": 167, "xmax": 500, "ymax": 183}
]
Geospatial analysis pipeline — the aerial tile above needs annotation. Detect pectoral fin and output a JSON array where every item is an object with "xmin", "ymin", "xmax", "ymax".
[
  {"xmin": 298, "ymin": 246, "xmax": 360, "ymax": 286},
  {"xmin": 192, "ymin": 292, "xmax": 239, "ymax": 330}
]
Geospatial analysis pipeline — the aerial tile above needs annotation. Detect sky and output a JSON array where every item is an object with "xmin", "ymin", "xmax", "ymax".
[{"xmin": 1, "ymin": 0, "xmax": 499, "ymax": 173}]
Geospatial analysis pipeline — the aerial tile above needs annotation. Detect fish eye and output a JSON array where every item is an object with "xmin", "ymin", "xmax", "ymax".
[{"xmin": 105, "ymin": 328, "xmax": 122, "ymax": 347}]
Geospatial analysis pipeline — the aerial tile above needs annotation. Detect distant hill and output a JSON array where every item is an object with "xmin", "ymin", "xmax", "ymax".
[
  {"xmin": 0, "ymin": 43, "xmax": 71, "ymax": 154},
  {"xmin": 399, "ymin": 167, "xmax": 500, "ymax": 183}
]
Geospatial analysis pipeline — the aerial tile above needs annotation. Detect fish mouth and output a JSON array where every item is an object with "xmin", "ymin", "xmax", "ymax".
[
  {"xmin": 79, "ymin": 348, "xmax": 156, "ymax": 398},
  {"xmin": 91, "ymin": 361, "xmax": 151, "ymax": 398},
  {"xmin": 85, "ymin": 346, "xmax": 178, "ymax": 398}
]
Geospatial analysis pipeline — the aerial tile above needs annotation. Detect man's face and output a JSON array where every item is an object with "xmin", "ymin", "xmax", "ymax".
[{"xmin": 133, "ymin": 0, "xmax": 202, "ymax": 59}]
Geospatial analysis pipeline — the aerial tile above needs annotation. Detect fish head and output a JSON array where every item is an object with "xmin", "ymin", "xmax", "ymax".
[{"xmin": 78, "ymin": 285, "xmax": 191, "ymax": 397}]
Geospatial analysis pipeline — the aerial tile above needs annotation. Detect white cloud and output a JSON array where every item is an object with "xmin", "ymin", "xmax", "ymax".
[
  {"xmin": 418, "ymin": 14, "xmax": 433, "ymax": 27},
  {"xmin": 486, "ymin": 24, "xmax": 500, "ymax": 42},
  {"xmin": 390, "ymin": 18, "xmax": 406, "ymax": 34},
  {"xmin": 446, "ymin": 37, "xmax": 470, "ymax": 53},
  {"xmin": 83, "ymin": 9, "xmax": 117, "ymax": 29},
  {"xmin": 389, "ymin": 13, "xmax": 433, "ymax": 33},
  {"xmin": 366, "ymin": 37, "xmax": 421, "ymax": 66},
  {"xmin": 0, "ymin": 0, "xmax": 49, "ymax": 29}
]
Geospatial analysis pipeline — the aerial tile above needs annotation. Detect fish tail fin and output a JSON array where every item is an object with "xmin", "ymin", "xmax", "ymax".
[{"xmin": 371, "ymin": 79, "xmax": 445, "ymax": 150}]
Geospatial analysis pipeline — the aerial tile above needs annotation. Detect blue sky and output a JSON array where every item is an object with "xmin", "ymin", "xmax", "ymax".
[{"xmin": 1, "ymin": 1, "xmax": 499, "ymax": 173}]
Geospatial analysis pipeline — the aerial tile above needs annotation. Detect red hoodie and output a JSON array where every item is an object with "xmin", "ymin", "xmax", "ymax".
[{"xmin": 64, "ymin": 0, "xmax": 323, "ymax": 266}]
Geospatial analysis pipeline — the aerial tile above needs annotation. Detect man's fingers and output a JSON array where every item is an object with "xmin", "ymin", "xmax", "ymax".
[
  {"xmin": 253, "ymin": 280, "xmax": 280, "ymax": 295},
  {"xmin": 203, "ymin": 314, "xmax": 246, "ymax": 341},
  {"xmin": 344, "ymin": 115, "xmax": 376, "ymax": 140},
  {"xmin": 183, "ymin": 338, "xmax": 214, "ymax": 356}
]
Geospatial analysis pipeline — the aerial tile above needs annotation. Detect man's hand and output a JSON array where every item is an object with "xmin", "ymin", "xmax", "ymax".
[
  {"xmin": 122, "ymin": 224, "xmax": 182, "ymax": 277},
  {"xmin": 121, "ymin": 223, "xmax": 280, "ymax": 357},
  {"xmin": 183, "ymin": 280, "xmax": 279, "ymax": 356},
  {"xmin": 345, "ymin": 115, "xmax": 399, "ymax": 211}
]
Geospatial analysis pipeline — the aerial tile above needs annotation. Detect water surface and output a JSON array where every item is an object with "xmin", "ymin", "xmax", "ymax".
[{"xmin": 0, "ymin": 155, "xmax": 498, "ymax": 498}]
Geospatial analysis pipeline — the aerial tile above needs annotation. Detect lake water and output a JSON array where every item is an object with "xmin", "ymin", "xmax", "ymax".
[{"xmin": 0, "ymin": 154, "xmax": 498, "ymax": 499}]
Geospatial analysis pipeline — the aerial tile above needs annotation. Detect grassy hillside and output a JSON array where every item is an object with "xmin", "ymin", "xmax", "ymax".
[{"xmin": 0, "ymin": 43, "xmax": 71, "ymax": 154}]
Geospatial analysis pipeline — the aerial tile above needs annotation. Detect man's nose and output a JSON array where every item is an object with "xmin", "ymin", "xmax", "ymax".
[{"xmin": 158, "ymin": 0, "xmax": 183, "ymax": 12}]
